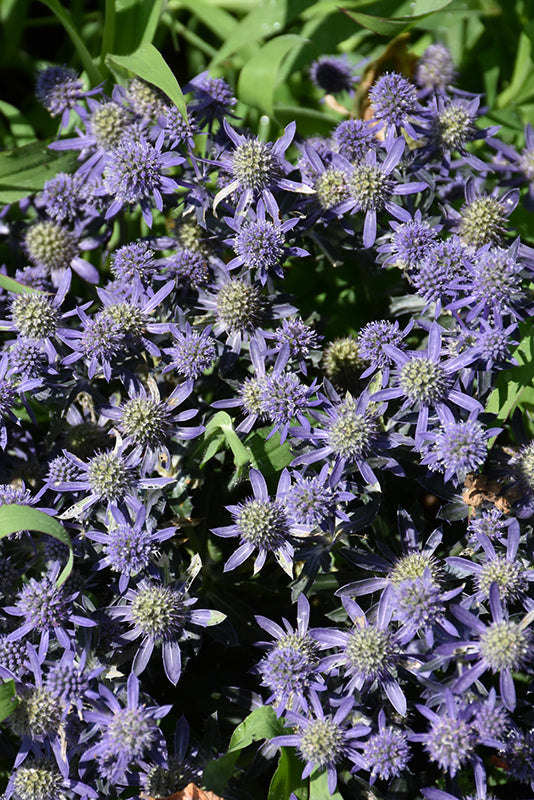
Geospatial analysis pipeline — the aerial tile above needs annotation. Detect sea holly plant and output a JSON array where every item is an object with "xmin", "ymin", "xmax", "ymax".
[{"xmin": 0, "ymin": 3, "xmax": 534, "ymax": 799}]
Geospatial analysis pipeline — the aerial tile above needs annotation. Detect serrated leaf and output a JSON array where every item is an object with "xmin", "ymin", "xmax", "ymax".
[
  {"xmin": 341, "ymin": 0, "xmax": 452, "ymax": 35},
  {"xmin": 238, "ymin": 34, "xmax": 307, "ymax": 116},
  {"xmin": 36, "ymin": 0, "xmax": 102, "ymax": 86},
  {"xmin": 0, "ymin": 141, "xmax": 79, "ymax": 204},
  {"xmin": 0, "ymin": 505, "xmax": 73, "ymax": 587},
  {"xmin": 268, "ymin": 746, "xmax": 308, "ymax": 800},
  {"xmin": 0, "ymin": 679, "xmax": 18, "ymax": 723},
  {"xmin": 107, "ymin": 43, "xmax": 187, "ymax": 121}
]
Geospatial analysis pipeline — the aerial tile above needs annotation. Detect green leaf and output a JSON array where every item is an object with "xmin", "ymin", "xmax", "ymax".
[
  {"xmin": 106, "ymin": 43, "xmax": 187, "ymax": 121},
  {"xmin": 108, "ymin": 0, "xmax": 165, "ymax": 55},
  {"xmin": 238, "ymin": 34, "xmax": 307, "ymax": 116},
  {"xmin": 341, "ymin": 0, "xmax": 452, "ymax": 35},
  {"xmin": 497, "ymin": 32, "xmax": 533, "ymax": 109},
  {"xmin": 0, "ymin": 274, "xmax": 43, "ymax": 296},
  {"xmin": 485, "ymin": 320, "xmax": 534, "ymax": 427},
  {"xmin": 176, "ymin": 0, "xmax": 236, "ymax": 40},
  {"xmin": 309, "ymin": 767, "xmax": 344, "ymax": 800},
  {"xmin": 202, "ymin": 750, "xmax": 240, "ymax": 795},
  {"xmin": 209, "ymin": 0, "xmax": 311, "ymax": 67},
  {"xmin": 36, "ymin": 0, "xmax": 102, "ymax": 86},
  {"xmin": 203, "ymin": 706, "xmax": 285, "ymax": 794},
  {"xmin": 228, "ymin": 705, "xmax": 285, "ymax": 752},
  {"xmin": 245, "ymin": 427, "xmax": 294, "ymax": 481},
  {"xmin": 0, "ymin": 140, "xmax": 79, "ymax": 204},
  {"xmin": 0, "ymin": 679, "xmax": 18, "ymax": 724},
  {"xmin": 0, "ymin": 100, "xmax": 35, "ymax": 143},
  {"xmin": 203, "ymin": 411, "xmax": 257, "ymax": 470},
  {"xmin": 268, "ymin": 747, "xmax": 308, "ymax": 800},
  {"xmin": 0, "ymin": 506, "xmax": 73, "ymax": 587}
]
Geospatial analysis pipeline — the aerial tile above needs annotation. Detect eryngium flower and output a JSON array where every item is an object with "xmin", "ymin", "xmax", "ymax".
[
  {"xmin": 103, "ymin": 135, "xmax": 183, "ymax": 226},
  {"xmin": 309, "ymin": 56, "xmax": 355, "ymax": 94},
  {"xmin": 107, "ymin": 579, "xmax": 224, "ymax": 684},
  {"xmin": 440, "ymin": 583, "xmax": 533, "ymax": 710},
  {"xmin": 271, "ymin": 693, "xmax": 370, "ymax": 793},
  {"xmin": 255, "ymin": 594, "xmax": 322, "ymax": 714},
  {"xmin": 82, "ymin": 672, "xmax": 170, "ymax": 783},
  {"xmin": 212, "ymin": 468, "xmax": 298, "ymax": 575},
  {"xmin": 110, "ymin": 241, "xmax": 156, "ymax": 285},
  {"xmin": 368, "ymin": 72, "xmax": 418, "ymax": 130},
  {"xmin": 419, "ymin": 416, "xmax": 496, "ymax": 485},
  {"xmin": 412, "ymin": 692, "xmax": 478, "ymax": 777},
  {"xmin": 364, "ymin": 712, "xmax": 411, "ymax": 781},
  {"xmin": 164, "ymin": 324, "xmax": 217, "ymax": 381},
  {"xmin": 415, "ymin": 43, "xmax": 455, "ymax": 91},
  {"xmin": 35, "ymin": 65, "xmax": 92, "ymax": 127},
  {"xmin": 332, "ymin": 119, "xmax": 378, "ymax": 163}
]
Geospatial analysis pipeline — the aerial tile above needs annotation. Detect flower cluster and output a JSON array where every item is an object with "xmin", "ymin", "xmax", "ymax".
[{"xmin": 0, "ymin": 43, "xmax": 534, "ymax": 800}]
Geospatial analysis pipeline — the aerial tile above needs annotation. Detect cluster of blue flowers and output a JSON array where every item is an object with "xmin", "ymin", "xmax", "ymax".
[{"xmin": 0, "ymin": 46, "xmax": 534, "ymax": 799}]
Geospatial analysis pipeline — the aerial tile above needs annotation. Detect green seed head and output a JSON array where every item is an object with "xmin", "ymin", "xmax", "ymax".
[
  {"xmin": 11, "ymin": 294, "xmax": 59, "ymax": 340},
  {"xmin": 130, "ymin": 585, "xmax": 187, "ymax": 641},
  {"xmin": 400, "ymin": 356, "xmax": 448, "ymax": 405},
  {"xmin": 479, "ymin": 619, "xmax": 530, "ymax": 672},
  {"xmin": 314, "ymin": 168, "xmax": 350, "ymax": 209},
  {"xmin": 25, "ymin": 221, "xmax": 77, "ymax": 273},
  {"xmin": 90, "ymin": 101, "xmax": 132, "ymax": 150},
  {"xmin": 459, "ymin": 196, "xmax": 507, "ymax": 248}
]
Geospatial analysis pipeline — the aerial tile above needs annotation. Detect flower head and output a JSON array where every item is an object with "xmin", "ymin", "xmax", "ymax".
[{"xmin": 309, "ymin": 57, "xmax": 356, "ymax": 94}]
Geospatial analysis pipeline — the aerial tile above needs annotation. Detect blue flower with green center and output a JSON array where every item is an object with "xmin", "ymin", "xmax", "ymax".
[
  {"xmin": 107, "ymin": 578, "xmax": 224, "ymax": 684},
  {"xmin": 339, "ymin": 137, "xmax": 427, "ymax": 247},
  {"xmin": 373, "ymin": 321, "xmax": 482, "ymax": 443},
  {"xmin": 291, "ymin": 387, "xmax": 400, "ymax": 483},
  {"xmin": 212, "ymin": 468, "xmax": 307, "ymax": 575},
  {"xmin": 438, "ymin": 583, "xmax": 533, "ymax": 711},
  {"xmin": 447, "ymin": 526, "xmax": 534, "ymax": 605},
  {"xmin": 312, "ymin": 595, "xmax": 408, "ymax": 716},
  {"xmin": 24, "ymin": 220, "xmax": 98, "ymax": 284},
  {"xmin": 54, "ymin": 440, "xmax": 173, "ymax": 518},
  {"xmin": 215, "ymin": 119, "xmax": 309, "ymax": 219},
  {"xmin": 447, "ymin": 182, "xmax": 519, "ymax": 250},
  {"xmin": 271, "ymin": 692, "xmax": 370, "ymax": 793}
]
